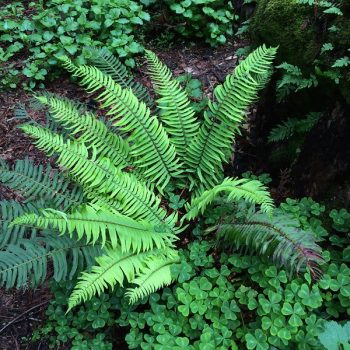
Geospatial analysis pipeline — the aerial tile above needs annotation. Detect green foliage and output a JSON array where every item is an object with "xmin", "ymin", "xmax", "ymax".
[
  {"xmin": 0, "ymin": 0, "xmax": 150, "ymax": 89},
  {"xmin": 1, "ymin": 47, "xmax": 278, "ymax": 310},
  {"xmin": 268, "ymin": 112, "xmax": 322, "ymax": 143},
  {"xmin": 186, "ymin": 45, "xmax": 276, "ymax": 193},
  {"xmin": 0, "ymin": 158, "xmax": 84, "ymax": 208},
  {"xmin": 330, "ymin": 209, "xmax": 350, "ymax": 233},
  {"xmin": 318, "ymin": 321, "xmax": 350, "ymax": 350},
  {"xmin": 164, "ymin": 0, "xmax": 238, "ymax": 46},
  {"xmin": 174, "ymin": 74, "xmax": 209, "ymax": 113},
  {"xmin": 276, "ymin": 63, "xmax": 318, "ymax": 102},
  {"xmin": 215, "ymin": 210, "xmax": 323, "ymax": 278},
  {"xmin": 0, "ymin": 200, "xmax": 43, "ymax": 247},
  {"xmin": 185, "ymin": 178, "xmax": 274, "ymax": 220},
  {"xmin": 0, "ymin": 234, "xmax": 102, "ymax": 289},
  {"xmin": 268, "ymin": 112, "xmax": 322, "ymax": 164},
  {"xmin": 31, "ymin": 281, "xmax": 121, "ymax": 349},
  {"xmin": 145, "ymin": 49, "xmax": 199, "ymax": 161},
  {"xmin": 242, "ymin": 171, "xmax": 272, "ymax": 185},
  {"xmin": 116, "ymin": 197, "xmax": 350, "ymax": 350},
  {"xmin": 87, "ymin": 47, "xmax": 152, "ymax": 105}
]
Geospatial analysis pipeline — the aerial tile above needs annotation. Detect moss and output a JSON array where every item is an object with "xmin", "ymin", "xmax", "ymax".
[{"xmin": 250, "ymin": 0, "xmax": 319, "ymax": 65}]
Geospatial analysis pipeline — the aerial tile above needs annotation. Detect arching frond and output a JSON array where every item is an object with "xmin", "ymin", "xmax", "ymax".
[
  {"xmin": 20, "ymin": 124, "xmax": 180, "ymax": 233},
  {"xmin": 60, "ymin": 57, "xmax": 182, "ymax": 189},
  {"xmin": 0, "ymin": 200, "xmax": 43, "ymax": 248},
  {"xmin": 88, "ymin": 47, "xmax": 152, "ymax": 104},
  {"xmin": 185, "ymin": 178, "xmax": 274, "ymax": 220},
  {"xmin": 68, "ymin": 248, "xmax": 176, "ymax": 310},
  {"xmin": 0, "ymin": 234, "xmax": 102, "ymax": 289},
  {"xmin": 126, "ymin": 253, "xmax": 178, "ymax": 304},
  {"xmin": 186, "ymin": 46, "xmax": 277, "ymax": 191},
  {"xmin": 145, "ymin": 50, "xmax": 199, "ymax": 161},
  {"xmin": 0, "ymin": 158, "xmax": 83, "ymax": 209},
  {"xmin": 216, "ymin": 211, "xmax": 323, "ymax": 279},
  {"xmin": 36, "ymin": 95, "xmax": 131, "ymax": 168},
  {"xmin": 11, "ymin": 205, "xmax": 177, "ymax": 252}
]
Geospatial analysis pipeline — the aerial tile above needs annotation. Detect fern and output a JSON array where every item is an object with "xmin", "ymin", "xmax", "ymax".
[
  {"xmin": 0, "ymin": 234, "xmax": 102, "ymax": 288},
  {"xmin": 88, "ymin": 47, "xmax": 152, "ymax": 104},
  {"xmin": 185, "ymin": 178, "xmax": 274, "ymax": 220},
  {"xmin": 11, "ymin": 205, "xmax": 177, "ymax": 252},
  {"xmin": 60, "ymin": 57, "xmax": 183, "ymax": 189},
  {"xmin": 125, "ymin": 253, "xmax": 179, "ymax": 304},
  {"xmin": 268, "ymin": 112, "xmax": 322, "ymax": 143},
  {"xmin": 19, "ymin": 124, "xmax": 178, "ymax": 232},
  {"xmin": 0, "ymin": 158, "xmax": 83, "ymax": 209},
  {"xmin": 67, "ymin": 247, "xmax": 177, "ymax": 310},
  {"xmin": 186, "ymin": 45, "xmax": 277, "ymax": 191},
  {"xmin": 0, "ymin": 200, "xmax": 43, "ymax": 248},
  {"xmin": 215, "ymin": 211, "xmax": 324, "ymax": 279},
  {"xmin": 3, "ymin": 47, "xmax": 316, "ymax": 309},
  {"xmin": 36, "ymin": 95, "xmax": 131, "ymax": 168},
  {"xmin": 145, "ymin": 50, "xmax": 199, "ymax": 161}
]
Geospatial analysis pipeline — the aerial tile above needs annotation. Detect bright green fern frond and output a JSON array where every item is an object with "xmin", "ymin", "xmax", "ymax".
[
  {"xmin": 68, "ymin": 247, "xmax": 176, "ymax": 310},
  {"xmin": 186, "ymin": 46, "xmax": 277, "ymax": 191},
  {"xmin": 126, "ymin": 253, "xmax": 179, "ymax": 304},
  {"xmin": 216, "ymin": 211, "xmax": 323, "ymax": 279},
  {"xmin": 145, "ymin": 50, "xmax": 199, "ymax": 161},
  {"xmin": 0, "ymin": 234, "xmax": 102, "ymax": 289},
  {"xmin": 0, "ymin": 200, "xmax": 44, "ymax": 248},
  {"xmin": 11, "ymin": 205, "xmax": 177, "ymax": 252},
  {"xmin": 0, "ymin": 158, "xmax": 83, "ymax": 209},
  {"xmin": 185, "ymin": 112, "xmax": 232, "ymax": 191},
  {"xmin": 60, "ymin": 57, "xmax": 182, "ymax": 189},
  {"xmin": 185, "ymin": 177, "xmax": 274, "ymax": 220},
  {"xmin": 88, "ymin": 47, "xmax": 152, "ymax": 104},
  {"xmin": 20, "ymin": 124, "xmax": 179, "ymax": 232},
  {"xmin": 36, "ymin": 95, "xmax": 131, "ymax": 168},
  {"xmin": 210, "ymin": 45, "xmax": 276, "ymax": 127}
]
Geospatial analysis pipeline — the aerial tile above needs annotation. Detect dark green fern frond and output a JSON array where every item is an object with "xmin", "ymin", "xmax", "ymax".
[
  {"xmin": 19, "ymin": 124, "xmax": 179, "ymax": 233},
  {"xmin": 14, "ymin": 104, "xmax": 31, "ymax": 121},
  {"xmin": 126, "ymin": 253, "xmax": 179, "ymax": 304},
  {"xmin": 0, "ymin": 158, "xmax": 83, "ymax": 209},
  {"xmin": 11, "ymin": 205, "xmax": 177, "ymax": 252},
  {"xmin": 60, "ymin": 57, "xmax": 183, "ymax": 189},
  {"xmin": 0, "ymin": 200, "xmax": 44, "ymax": 248},
  {"xmin": 145, "ymin": 50, "xmax": 199, "ymax": 162},
  {"xmin": 0, "ymin": 234, "xmax": 102, "ymax": 289},
  {"xmin": 186, "ymin": 46, "xmax": 277, "ymax": 191},
  {"xmin": 36, "ymin": 95, "xmax": 131, "ymax": 168},
  {"xmin": 185, "ymin": 177, "xmax": 274, "ymax": 220},
  {"xmin": 88, "ymin": 47, "xmax": 152, "ymax": 104},
  {"xmin": 68, "ymin": 247, "xmax": 177, "ymax": 310},
  {"xmin": 216, "ymin": 211, "xmax": 323, "ymax": 279},
  {"xmin": 268, "ymin": 112, "xmax": 322, "ymax": 143}
]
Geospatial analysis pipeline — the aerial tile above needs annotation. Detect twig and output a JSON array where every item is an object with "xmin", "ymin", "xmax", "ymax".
[
  {"xmin": 10, "ymin": 329, "xmax": 20, "ymax": 350},
  {"xmin": 0, "ymin": 301, "xmax": 48, "ymax": 335}
]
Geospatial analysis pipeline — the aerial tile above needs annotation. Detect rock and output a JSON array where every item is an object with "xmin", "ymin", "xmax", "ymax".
[{"xmin": 250, "ymin": 0, "xmax": 319, "ymax": 66}]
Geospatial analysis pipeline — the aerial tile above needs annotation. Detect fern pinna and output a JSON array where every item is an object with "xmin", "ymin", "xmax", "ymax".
[{"xmin": 0, "ymin": 45, "xmax": 323, "ymax": 310}]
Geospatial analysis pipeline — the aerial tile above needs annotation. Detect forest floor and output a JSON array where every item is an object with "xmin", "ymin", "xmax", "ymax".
[{"xmin": 1, "ymin": 40, "xmax": 289, "ymax": 349}]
